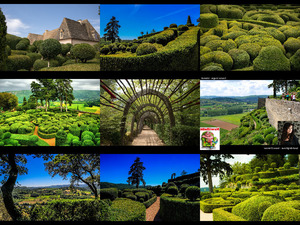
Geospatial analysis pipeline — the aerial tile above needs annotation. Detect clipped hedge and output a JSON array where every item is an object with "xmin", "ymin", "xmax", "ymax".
[
  {"xmin": 262, "ymin": 201, "xmax": 300, "ymax": 221},
  {"xmin": 108, "ymin": 198, "xmax": 146, "ymax": 221},
  {"xmin": 100, "ymin": 27, "xmax": 199, "ymax": 71},
  {"xmin": 171, "ymin": 124, "xmax": 199, "ymax": 146},
  {"xmin": 6, "ymin": 55, "xmax": 32, "ymax": 71},
  {"xmin": 160, "ymin": 194, "xmax": 199, "ymax": 221},
  {"xmin": 213, "ymin": 206, "xmax": 246, "ymax": 221},
  {"xmin": 100, "ymin": 188, "xmax": 118, "ymax": 201},
  {"xmin": 37, "ymin": 128, "xmax": 56, "ymax": 139},
  {"xmin": 143, "ymin": 195, "xmax": 157, "ymax": 208},
  {"xmin": 30, "ymin": 199, "xmax": 110, "ymax": 221}
]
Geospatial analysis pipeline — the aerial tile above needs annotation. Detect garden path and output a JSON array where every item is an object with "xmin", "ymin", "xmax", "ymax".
[
  {"xmin": 146, "ymin": 197, "xmax": 162, "ymax": 221},
  {"xmin": 130, "ymin": 126, "xmax": 165, "ymax": 146},
  {"xmin": 200, "ymin": 210, "xmax": 213, "ymax": 221},
  {"xmin": 33, "ymin": 126, "xmax": 55, "ymax": 146}
]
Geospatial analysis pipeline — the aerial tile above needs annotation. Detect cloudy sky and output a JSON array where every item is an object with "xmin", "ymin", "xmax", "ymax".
[
  {"xmin": 0, "ymin": 4, "xmax": 100, "ymax": 38},
  {"xmin": 0, "ymin": 79, "xmax": 100, "ymax": 92},
  {"xmin": 200, "ymin": 80, "xmax": 274, "ymax": 97},
  {"xmin": 200, "ymin": 154, "xmax": 255, "ymax": 188}
]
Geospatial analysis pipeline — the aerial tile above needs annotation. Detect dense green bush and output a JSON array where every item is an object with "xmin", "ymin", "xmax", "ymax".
[
  {"xmin": 33, "ymin": 59, "xmax": 48, "ymax": 71},
  {"xmin": 160, "ymin": 194, "xmax": 199, "ymax": 221},
  {"xmin": 166, "ymin": 186, "xmax": 179, "ymax": 196},
  {"xmin": 40, "ymin": 39, "xmax": 62, "ymax": 63},
  {"xmin": 55, "ymin": 130, "xmax": 67, "ymax": 146},
  {"xmin": 71, "ymin": 43, "xmax": 96, "ymax": 63},
  {"xmin": 228, "ymin": 49, "xmax": 250, "ymax": 69},
  {"xmin": 185, "ymin": 186, "xmax": 200, "ymax": 201},
  {"xmin": 100, "ymin": 188, "xmax": 118, "ymax": 201},
  {"xmin": 30, "ymin": 199, "xmax": 109, "ymax": 221},
  {"xmin": 136, "ymin": 43, "xmax": 157, "ymax": 56},
  {"xmin": 6, "ymin": 55, "xmax": 32, "ymax": 71},
  {"xmin": 290, "ymin": 49, "xmax": 300, "ymax": 70},
  {"xmin": 143, "ymin": 195, "xmax": 157, "ymax": 208},
  {"xmin": 213, "ymin": 206, "xmax": 246, "ymax": 221},
  {"xmin": 200, "ymin": 13, "xmax": 219, "ymax": 28},
  {"xmin": 262, "ymin": 201, "xmax": 300, "ymax": 221},
  {"xmin": 171, "ymin": 124, "xmax": 199, "ymax": 146},
  {"xmin": 284, "ymin": 37, "xmax": 300, "ymax": 54},
  {"xmin": 200, "ymin": 51, "xmax": 233, "ymax": 70}
]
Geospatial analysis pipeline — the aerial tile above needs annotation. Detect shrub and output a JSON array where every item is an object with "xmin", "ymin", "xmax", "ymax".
[
  {"xmin": 55, "ymin": 130, "xmax": 67, "ymax": 146},
  {"xmin": 28, "ymin": 45, "xmax": 37, "ymax": 53},
  {"xmin": 16, "ymin": 39, "xmax": 29, "ymax": 50},
  {"xmin": 178, "ymin": 25, "xmax": 189, "ymax": 31},
  {"xmin": 258, "ymin": 201, "xmax": 272, "ymax": 217},
  {"xmin": 185, "ymin": 186, "xmax": 200, "ymax": 201},
  {"xmin": 136, "ymin": 43, "xmax": 157, "ymax": 56},
  {"xmin": 40, "ymin": 38, "xmax": 62, "ymax": 65},
  {"xmin": 71, "ymin": 43, "xmax": 96, "ymax": 63},
  {"xmin": 166, "ymin": 186, "xmax": 179, "ymax": 196},
  {"xmin": 143, "ymin": 196, "xmax": 157, "ymax": 208},
  {"xmin": 6, "ymin": 55, "xmax": 32, "ymax": 71},
  {"xmin": 200, "ymin": 13, "xmax": 219, "ymax": 28},
  {"xmin": 253, "ymin": 46, "xmax": 290, "ymax": 71},
  {"xmin": 239, "ymin": 43, "xmax": 262, "ymax": 61},
  {"xmin": 180, "ymin": 184, "xmax": 190, "ymax": 197},
  {"xmin": 109, "ymin": 198, "xmax": 146, "ymax": 221},
  {"xmin": 213, "ymin": 207, "xmax": 246, "ymax": 221},
  {"xmin": 265, "ymin": 133, "xmax": 275, "ymax": 145},
  {"xmin": 171, "ymin": 125, "xmax": 199, "ymax": 146},
  {"xmin": 257, "ymin": 14, "xmax": 285, "ymax": 25},
  {"xmin": 169, "ymin": 23, "xmax": 177, "ymax": 28},
  {"xmin": 26, "ymin": 53, "xmax": 42, "ymax": 66},
  {"xmin": 232, "ymin": 194, "xmax": 283, "ymax": 221},
  {"xmin": 61, "ymin": 44, "xmax": 71, "ymax": 56},
  {"xmin": 33, "ymin": 59, "xmax": 48, "ymax": 71},
  {"xmin": 217, "ymin": 5, "xmax": 245, "ymax": 19},
  {"xmin": 284, "ymin": 162, "xmax": 291, "ymax": 170},
  {"xmin": 100, "ymin": 45, "xmax": 110, "ymax": 55},
  {"xmin": 100, "ymin": 188, "xmax": 118, "ymax": 201},
  {"xmin": 200, "ymin": 51, "xmax": 233, "ymax": 71},
  {"xmin": 284, "ymin": 37, "xmax": 300, "ymax": 54},
  {"xmin": 228, "ymin": 49, "xmax": 250, "ymax": 69},
  {"xmin": 290, "ymin": 49, "xmax": 300, "ymax": 70},
  {"xmin": 253, "ymin": 134, "xmax": 264, "ymax": 144},
  {"xmin": 262, "ymin": 201, "xmax": 300, "ymax": 221}
]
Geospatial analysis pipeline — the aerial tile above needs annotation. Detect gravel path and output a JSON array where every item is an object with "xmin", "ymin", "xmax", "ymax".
[
  {"xmin": 146, "ymin": 197, "xmax": 162, "ymax": 221},
  {"xmin": 33, "ymin": 126, "xmax": 55, "ymax": 146},
  {"xmin": 200, "ymin": 210, "xmax": 213, "ymax": 221},
  {"xmin": 130, "ymin": 126, "xmax": 165, "ymax": 146}
]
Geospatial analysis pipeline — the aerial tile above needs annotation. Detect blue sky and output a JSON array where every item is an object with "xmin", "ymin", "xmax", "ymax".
[
  {"xmin": 0, "ymin": 4, "xmax": 100, "ymax": 38},
  {"xmin": 100, "ymin": 4, "xmax": 200, "ymax": 40},
  {"xmin": 100, "ymin": 154, "xmax": 200, "ymax": 186}
]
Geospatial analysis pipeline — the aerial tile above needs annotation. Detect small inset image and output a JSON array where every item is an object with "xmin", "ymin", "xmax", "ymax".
[
  {"xmin": 278, "ymin": 121, "xmax": 300, "ymax": 146},
  {"xmin": 200, "ymin": 127, "xmax": 220, "ymax": 150}
]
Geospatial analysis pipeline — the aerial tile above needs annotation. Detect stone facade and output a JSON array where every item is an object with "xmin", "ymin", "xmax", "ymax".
[
  {"xmin": 27, "ymin": 18, "xmax": 100, "ymax": 45},
  {"xmin": 257, "ymin": 98, "xmax": 266, "ymax": 109},
  {"xmin": 265, "ymin": 98, "xmax": 300, "ymax": 130}
]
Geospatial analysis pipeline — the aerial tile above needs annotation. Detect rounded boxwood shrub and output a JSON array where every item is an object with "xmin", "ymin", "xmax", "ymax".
[
  {"xmin": 200, "ymin": 35, "xmax": 221, "ymax": 46},
  {"xmin": 136, "ymin": 43, "xmax": 157, "ymax": 56},
  {"xmin": 71, "ymin": 43, "xmax": 96, "ymax": 63},
  {"xmin": 169, "ymin": 23, "xmax": 177, "ymax": 28},
  {"xmin": 26, "ymin": 53, "xmax": 42, "ymax": 66},
  {"xmin": 221, "ymin": 31, "xmax": 248, "ymax": 40},
  {"xmin": 257, "ymin": 14, "xmax": 285, "ymax": 25},
  {"xmin": 100, "ymin": 45, "xmax": 110, "ymax": 55},
  {"xmin": 217, "ymin": 5, "xmax": 245, "ymax": 19},
  {"xmin": 100, "ymin": 188, "xmax": 118, "ymax": 201},
  {"xmin": 40, "ymin": 38, "xmax": 62, "ymax": 61},
  {"xmin": 55, "ymin": 130, "xmax": 67, "ymax": 146},
  {"xmin": 239, "ymin": 43, "xmax": 262, "ymax": 61},
  {"xmin": 6, "ymin": 55, "xmax": 32, "ymax": 71},
  {"xmin": 232, "ymin": 194, "xmax": 283, "ymax": 221},
  {"xmin": 166, "ymin": 186, "xmax": 178, "ymax": 196},
  {"xmin": 185, "ymin": 186, "xmax": 200, "ymax": 201},
  {"xmin": 290, "ymin": 49, "xmax": 300, "ymax": 70},
  {"xmin": 202, "ymin": 65, "xmax": 224, "ymax": 71},
  {"xmin": 33, "ymin": 59, "xmax": 48, "ymax": 71},
  {"xmin": 228, "ymin": 49, "xmax": 250, "ymax": 69},
  {"xmin": 253, "ymin": 46, "xmax": 290, "ymax": 71},
  {"xmin": 200, "ymin": 13, "xmax": 219, "ymax": 28},
  {"xmin": 178, "ymin": 25, "xmax": 189, "ymax": 31},
  {"xmin": 284, "ymin": 37, "xmax": 300, "ymax": 54},
  {"xmin": 200, "ymin": 51, "xmax": 233, "ymax": 71},
  {"xmin": 262, "ymin": 201, "xmax": 300, "ymax": 221}
]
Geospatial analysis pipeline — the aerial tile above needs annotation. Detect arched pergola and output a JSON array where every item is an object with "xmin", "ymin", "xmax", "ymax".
[{"xmin": 100, "ymin": 79, "xmax": 200, "ymax": 145}]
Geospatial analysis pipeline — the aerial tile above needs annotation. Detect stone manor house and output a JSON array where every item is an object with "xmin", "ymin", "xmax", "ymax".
[{"xmin": 27, "ymin": 18, "xmax": 100, "ymax": 45}]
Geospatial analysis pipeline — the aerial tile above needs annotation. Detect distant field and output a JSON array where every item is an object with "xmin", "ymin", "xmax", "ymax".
[
  {"xmin": 201, "ymin": 112, "xmax": 248, "ymax": 126},
  {"xmin": 52, "ymin": 103, "xmax": 100, "ymax": 113}
]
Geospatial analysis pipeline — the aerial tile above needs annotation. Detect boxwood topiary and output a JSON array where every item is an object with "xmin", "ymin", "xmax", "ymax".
[
  {"xmin": 290, "ymin": 49, "xmax": 300, "ymax": 70},
  {"xmin": 253, "ymin": 46, "xmax": 290, "ymax": 71},
  {"xmin": 185, "ymin": 186, "xmax": 200, "ymax": 201},
  {"xmin": 284, "ymin": 37, "xmax": 300, "ymax": 54},
  {"xmin": 238, "ymin": 43, "xmax": 262, "ymax": 61},
  {"xmin": 33, "ymin": 59, "xmax": 48, "ymax": 71},
  {"xmin": 6, "ymin": 55, "xmax": 32, "ymax": 71},
  {"xmin": 257, "ymin": 14, "xmax": 285, "ymax": 25},
  {"xmin": 261, "ymin": 201, "xmax": 300, "ymax": 221},
  {"xmin": 136, "ymin": 43, "xmax": 157, "ymax": 56},
  {"xmin": 200, "ymin": 51, "xmax": 233, "ymax": 71},
  {"xmin": 100, "ymin": 188, "xmax": 118, "ymax": 201},
  {"xmin": 200, "ymin": 13, "xmax": 219, "ymax": 28},
  {"xmin": 228, "ymin": 49, "xmax": 250, "ymax": 69}
]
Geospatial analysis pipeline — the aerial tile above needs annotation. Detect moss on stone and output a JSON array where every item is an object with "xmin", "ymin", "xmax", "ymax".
[{"xmin": 253, "ymin": 46, "xmax": 290, "ymax": 71}]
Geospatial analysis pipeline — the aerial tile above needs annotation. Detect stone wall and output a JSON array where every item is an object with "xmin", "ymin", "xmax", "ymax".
[
  {"xmin": 265, "ymin": 98, "xmax": 300, "ymax": 130},
  {"xmin": 257, "ymin": 98, "xmax": 266, "ymax": 109}
]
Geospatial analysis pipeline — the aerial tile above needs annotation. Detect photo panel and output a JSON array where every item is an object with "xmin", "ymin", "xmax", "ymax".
[
  {"xmin": 100, "ymin": 79, "xmax": 200, "ymax": 147},
  {"xmin": 100, "ymin": 154, "xmax": 200, "ymax": 222},
  {"xmin": 200, "ymin": 4, "xmax": 300, "ymax": 72},
  {"xmin": 0, "ymin": 79, "xmax": 100, "ymax": 147},
  {"xmin": 200, "ymin": 154, "xmax": 300, "ymax": 221},
  {"xmin": 0, "ymin": 4, "xmax": 100, "ymax": 72},
  {"xmin": 99, "ymin": 4, "xmax": 200, "ymax": 71}
]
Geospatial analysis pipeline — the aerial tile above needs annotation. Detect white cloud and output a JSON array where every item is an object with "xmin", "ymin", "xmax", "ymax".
[{"xmin": 6, "ymin": 17, "xmax": 30, "ymax": 36}]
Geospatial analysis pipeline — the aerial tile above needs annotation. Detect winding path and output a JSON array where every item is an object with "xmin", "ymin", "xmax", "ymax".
[
  {"xmin": 130, "ymin": 126, "xmax": 165, "ymax": 146},
  {"xmin": 200, "ymin": 210, "xmax": 213, "ymax": 221},
  {"xmin": 33, "ymin": 126, "xmax": 55, "ymax": 146},
  {"xmin": 146, "ymin": 197, "xmax": 161, "ymax": 221}
]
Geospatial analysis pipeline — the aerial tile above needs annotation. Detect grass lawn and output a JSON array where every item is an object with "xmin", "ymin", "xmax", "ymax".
[
  {"xmin": 40, "ymin": 59, "xmax": 100, "ymax": 71},
  {"xmin": 201, "ymin": 112, "xmax": 248, "ymax": 126}
]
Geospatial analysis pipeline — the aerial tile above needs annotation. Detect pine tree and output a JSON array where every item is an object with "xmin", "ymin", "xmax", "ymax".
[
  {"xmin": 22, "ymin": 97, "xmax": 27, "ymax": 107},
  {"xmin": 127, "ymin": 157, "xmax": 146, "ymax": 189},
  {"xmin": 0, "ymin": 8, "xmax": 7, "ymax": 71},
  {"xmin": 186, "ymin": 15, "xmax": 193, "ymax": 26},
  {"xmin": 104, "ymin": 16, "xmax": 121, "ymax": 43}
]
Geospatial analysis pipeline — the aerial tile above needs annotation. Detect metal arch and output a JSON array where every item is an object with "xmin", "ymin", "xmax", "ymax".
[{"xmin": 120, "ymin": 88, "xmax": 175, "ymax": 145}]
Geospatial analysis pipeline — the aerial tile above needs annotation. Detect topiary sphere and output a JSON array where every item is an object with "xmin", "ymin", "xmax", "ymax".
[
  {"xmin": 290, "ymin": 49, "xmax": 300, "ymax": 71},
  {"xmin": 262, "ymin": 201, "xmax": 300, "ymax": 221},
  {"xmin": 29, "ymin": 135, "xmax": 39, "ymax": 143},
  {"xmin": 169, "ymin": 23, "xmax": 177, "ymax": 28},
  {"xmin": 201, "ymin": 51, "xmax": 233, "ymax": 71},
  {"xmin": 257, "ymin": 14, "xmax": 285, "ymax": 25},
  {"xmin": 71, "ymin": 43, "xmax": 96, "ymax": 63},
  {"xmin": 40, "ymin": 39, "xmax": 62, "ymax": 60},
  {"xmin": 200, "ymin": 13, "xmax": 219, "ymax": 28},
  {"xmin": 239, "ymin": 43, "xmax": 262, "ymax": 61},
  {"xmin": 166, "ymin": 186, "xmax": 178, "ymax": 196},
  {"xmin": 185, "ymin": 186, "xmax": 200, "ymax": 201},
  {"xmin": 228, "ymin": 49, "xmax": 250, "ymax": 69},
  {"xmin": 136, "ymin": 43, "xmax": 157, "ymax": 56},
  {"xmin": 284, "ymin": 37, "xmax": 300, "ymax": 54},
  {"xmin": 253, "ymin": 46, "xmax": 290, "ymax": 71}
]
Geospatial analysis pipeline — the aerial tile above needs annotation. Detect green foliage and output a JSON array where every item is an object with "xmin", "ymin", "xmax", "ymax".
[
  {"xmin": 71, "ymin": 43, "xmax": 96, "ymax": 63},
  {"xmin": 166, "ymin": 186, "xmax": 179, "ymax": 196},
  {"xmin": 200, "ymin": 51, "xmax": 233, "ymax": 71},
  {"xmin": 290, "ymin": 49, "xmax": 300, "ymax": 70},
  {"xmin": 185, "ymin": 186, "xmax": 200, "ymax": 201},
  {"xmin": 228, "ymin": 49, "xmax": 250, "ymax": 69},
  {"xmin": 30, "ymin": 199, "xmax": 109, "ymax": 221},
  {"xmin": 0, "ymin": 8, "xmax": 7, "ymax": 71},
  {"xmin": 100, "ymin": 188, "xmax": 118, "ymax": 201},
  {"xmin": 262, "ymin": 201, "xmax": 300, "ymax": 221},
  {"xmin": 171, "ymin": 124, "xmax": 199, "ymax": 146},
  {"xmin": 55, "ymin": 129, "xmax": 67, "ymax": 146},
  {"xmin": 160, "ymin": 194, "xmax": 200, "ymax": 221},
  {"xmin": 6, "ymin": 55, "xmax": 32, "ymax": 71},
  {"xmin": 213, "ymin": 207, "xmax": 246, "ymax": 221},
  {"xmin": 284, "ymin": 37, "xmax": 300, "ymax": 54},
  {"xmin": 40, "ymin": 38, "xmax": 62, "ymax": 60},
  {"xmin": 200, "ymin": 13, "xmax": 219, "ymax": 28},
  {"xmin": 136, "ymin": 43, "xmax": 157, "ymax": 56}
]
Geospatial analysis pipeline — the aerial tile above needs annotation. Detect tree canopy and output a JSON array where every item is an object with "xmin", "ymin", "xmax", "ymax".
[{"xmin": 127, "ymin": 157, "xmax": 146, "ymax": 189}]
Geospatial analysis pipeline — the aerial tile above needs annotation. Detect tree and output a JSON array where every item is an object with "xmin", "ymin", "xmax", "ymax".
[
  {"xmin": 44, "ymin": 154, "xmax": 100, "ymax": 198},
  {"xmin": 55, "ymin": 79, "xmax": 73, "ymax": 112},
  {"xmin": 0, "ymin": 93, "xmax": 18, "ymax": 111},
  {"xmin": 140, "ymin": 31, "xmax": 144, "ymax": 37},
  {"xmin": 104, "ymin": 16, "xmax": 121, "ymax": 43},
  {"xmin": 36, "ymin": 79, "xmax": 56, "ymax": 112},
  {"xmin": 186, "ymin": 15, "xmax": 193, "ymax": 26},
  {"xmin": 22, "ymin": 97, "xmax": 27, "ymax": 107},
  {"xmin": 268, "ymin": 80, "xmax": 281, "ymax": 98},
  {"xmin": 39, "ymin": 38, "xmax": 62, "ymax": 67},
  {"xmin": 200, "ymin": 154, "xmax": 233, "ymax": 193},
  {"xmin": 127, "ymin": 157, "xmax": 146, "ymax": 189},
  {"xmin": 0, "ymin": 7, "xmax": 7, "ymax": 71},
  {"xmin": 71, "ymin": 43, "xmax": 96, "ymax": 63}
]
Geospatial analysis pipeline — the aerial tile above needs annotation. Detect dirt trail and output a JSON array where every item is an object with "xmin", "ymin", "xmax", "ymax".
[
  {"xmin": 146, "ymin": 197, "xmax": 161, "ymax": 221},
  {"xmin": 200, "ymin": 210, "xmax": 213, "ymax": 221},
  {"xmin": 130, "ymin": 126, "xmax": 165, "ymax": 146},
  {"xmin": 202, "ymin": 119, "xmax": 238, "ymax": 131},
  {"xmin": 33, "ymin": 126, "xmax": 55, "ymax": 146}
]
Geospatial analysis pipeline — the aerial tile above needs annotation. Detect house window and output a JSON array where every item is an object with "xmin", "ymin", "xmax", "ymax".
[
  {"xmin": 60, "ymin": 29, "xmax": 64, "ymax": 39},
  {"xmin": 92, "ymin": 31, "xmax": 97, "ymax": 40}
]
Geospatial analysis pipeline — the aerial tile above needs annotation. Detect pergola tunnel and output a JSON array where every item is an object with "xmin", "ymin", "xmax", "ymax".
[{"xmin": 100, "ymin": 79, "xmax": 200, "ymax": 146}]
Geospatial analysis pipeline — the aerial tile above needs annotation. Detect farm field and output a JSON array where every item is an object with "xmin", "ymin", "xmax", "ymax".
[
  {"xmin": 200, "ymin": 154, "xmax": 300, "ymax": 221},
  {"xmin": 200, "ymin": 4, "xmax": 300, "ymax": 71}
]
